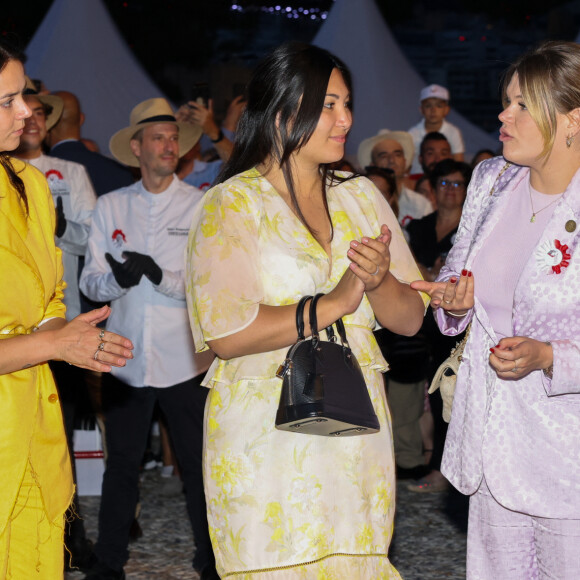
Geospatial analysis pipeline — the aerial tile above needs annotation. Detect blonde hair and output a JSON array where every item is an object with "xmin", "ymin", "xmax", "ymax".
[{"xmin": 502, "ymin": 41, "xmax": 580, "ymax": 158}]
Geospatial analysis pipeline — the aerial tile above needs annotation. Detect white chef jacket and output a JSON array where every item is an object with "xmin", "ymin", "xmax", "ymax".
[
  {"xmin": 27, "ymin": 154, "xmax": 97, "ymax": 320},
  {"xmin": 80, "ymin": 175, "xmax": 214, "ymax": 387},
  {"xmin": 398, "ymin": 185, "xmax": 434, "ymax": 227}
]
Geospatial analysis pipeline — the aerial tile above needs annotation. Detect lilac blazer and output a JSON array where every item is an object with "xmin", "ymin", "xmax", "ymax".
[{"xmin": 436, "ymin": 156, "xmax": 580, "ymax": 518}]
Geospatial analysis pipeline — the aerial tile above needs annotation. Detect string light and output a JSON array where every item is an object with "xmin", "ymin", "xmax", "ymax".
[{"xmin": 229, "ymin": 1, "xmax": 332, "ymax": 21}]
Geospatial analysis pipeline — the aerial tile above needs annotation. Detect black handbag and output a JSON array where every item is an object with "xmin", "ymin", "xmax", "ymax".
[{"xmin": 275, "ymin": 293, "xmax": 380, "ymax": 436}]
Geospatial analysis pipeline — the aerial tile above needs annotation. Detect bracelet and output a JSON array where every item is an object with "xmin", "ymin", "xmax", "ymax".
[
  {"xmin": 446, "ymin": 310, "xmax": 468, "ymax": 318},
  {"xmin": 543, "ymin": 341, "xmax": 553, "ymax": 379},
  {"xmin": 210, "ymin": 129, "xmax": 224, "ymax": 144}
]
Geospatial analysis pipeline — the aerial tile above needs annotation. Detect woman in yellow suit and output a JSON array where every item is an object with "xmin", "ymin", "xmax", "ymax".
[{"xmin": 0, "ymin": 42, "xmax": 134, "ymax": 578}]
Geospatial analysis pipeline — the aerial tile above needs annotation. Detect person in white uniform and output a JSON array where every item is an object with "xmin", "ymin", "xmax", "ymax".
[
  {"xmin": 14, "ymin": 79, "xmax": 96, "ymax": 322},
  {"xmin": 79, "ymin": 98, "xmax": 216, "ymax": 580}
]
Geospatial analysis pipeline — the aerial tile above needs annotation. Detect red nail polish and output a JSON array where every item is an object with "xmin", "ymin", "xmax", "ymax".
[
  {"xmin": 467, "ymin": 271, "xmax": 473, "ymax": 277},
  {"xmin": 461, "ymin": 269, "xmax": 468, "ymax": 276},
  {"xmin": 490, "ymin": 347, "xmax": 495, "ymax": 353},
  {"xmin": 450, "ymin": 277, "xmax": 457, "ymax": 283}
]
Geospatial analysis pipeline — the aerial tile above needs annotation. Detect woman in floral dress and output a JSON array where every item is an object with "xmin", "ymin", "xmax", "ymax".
[{"xmin": 186, "ymin": 43, "xmax": 427, "ymax": 579}]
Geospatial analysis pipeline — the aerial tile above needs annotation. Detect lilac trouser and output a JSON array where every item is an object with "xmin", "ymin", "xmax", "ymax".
[{"xmin": 467, "ymin": 479, "xmax": 580, "ymax": 579}]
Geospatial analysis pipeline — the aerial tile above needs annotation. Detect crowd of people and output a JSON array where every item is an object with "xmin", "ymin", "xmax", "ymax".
[{"xmin": 1, "ymin": 33, "xmax": 579, "ymax": 580}]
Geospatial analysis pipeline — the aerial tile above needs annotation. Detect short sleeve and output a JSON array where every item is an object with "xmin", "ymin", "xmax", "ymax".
[{"xmin": 186, "ymin": 179, "xmax": 265, "ymax": 352}]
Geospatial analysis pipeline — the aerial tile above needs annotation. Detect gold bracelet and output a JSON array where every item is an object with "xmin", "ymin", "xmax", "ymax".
[
  {"xmin": 543, "ymin": 341, "xmax": 553, "ymax": 379},
  {"xmin": 447, "ymin": 310, "xmax": 469, "ymax": 318}
]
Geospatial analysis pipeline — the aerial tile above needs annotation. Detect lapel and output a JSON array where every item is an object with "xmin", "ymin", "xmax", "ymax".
[
  {"xmin": 0, "ymin": 166, "xmax": 43, "ymax": 289},
  {"xmin": 464, "ymin": 162, "xmax": 528, "ymax": 270},
  {"xmin": 513, "ymin": 166, "xmax": 580, "ymax": 324},
  {"xmin": 462, "ymin": 161, "xmax": 527, "ymax": 343}
]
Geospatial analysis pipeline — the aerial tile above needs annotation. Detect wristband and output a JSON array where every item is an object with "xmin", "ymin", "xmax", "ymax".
[
  {"xmin": 543, "ymin": 341, "xmax": 553, "ymax": 379},
  {"xmin": 211, "ymin": 129, "xmax": 224, "ymax": 144}
]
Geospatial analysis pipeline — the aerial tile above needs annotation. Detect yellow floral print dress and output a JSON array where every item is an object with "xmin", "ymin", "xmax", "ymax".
[{"xmin": 186, "ymin": 168, "xmax": 427, "ymax": 579}]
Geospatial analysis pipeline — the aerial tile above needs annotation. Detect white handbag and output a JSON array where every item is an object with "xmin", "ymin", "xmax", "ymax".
[{"xmin": 428, "ymin": 326, "xmax": 470, "ymax": 423}]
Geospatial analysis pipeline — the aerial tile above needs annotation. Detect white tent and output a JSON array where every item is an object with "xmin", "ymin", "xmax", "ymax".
[
  {"xmin": 313, "ymin": 0, "xmax": 498, "ymax": 160},
  {"xmin": 25, "ymin": 0, "xmax": 167, "ymax": 156}
]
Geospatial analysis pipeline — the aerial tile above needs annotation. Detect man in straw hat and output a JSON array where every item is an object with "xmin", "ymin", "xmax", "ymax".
[
  {"xmin": 80, "ymin": 98, "xmax": 216, "ymax": 580},
  {"xmin": 13, "ymin": 77, "xmax": 99, "ymax": 572},
  {"xmin": 358, "ymin": 129, "xmax": 433, "ymax": 227}
]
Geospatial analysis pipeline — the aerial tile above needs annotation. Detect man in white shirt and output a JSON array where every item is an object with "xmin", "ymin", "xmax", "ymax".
[
  {"xmin": 14, "ymin": 81, "xmax": 97, "ymax": 322},
  {"xmin": 358, "ymin": 129, "xmax": 433, "ymax": 227},
  {"xmin": 80, "ymin": 99, "xmax": 216, "ymax": 580}
]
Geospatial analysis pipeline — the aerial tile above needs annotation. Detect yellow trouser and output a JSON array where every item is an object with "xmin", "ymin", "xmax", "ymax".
[{"xmin": 0, "ymin": 462, "xmax": 64, "ymax": 579}]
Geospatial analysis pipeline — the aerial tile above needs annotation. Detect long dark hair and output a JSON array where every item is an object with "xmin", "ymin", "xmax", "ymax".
[
  {"xmin": 0, "ymin": 40, "xmax": 27, "ymax": 213},
  {"xmin": 218, "ymin": 42, "xmax": 354, "ymax": 239}
]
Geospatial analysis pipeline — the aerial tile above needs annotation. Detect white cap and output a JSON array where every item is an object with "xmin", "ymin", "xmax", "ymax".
[{"xmin": 420, "ymin": 84, "xmax": 450, "ymax": 103}]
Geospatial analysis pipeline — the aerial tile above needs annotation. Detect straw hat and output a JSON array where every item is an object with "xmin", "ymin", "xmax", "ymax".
[
  {"xmin": 357, "ymin": 130, "xmax": 415, "ymax": 171},
  {"xmin": 23, "ymin": 77, "xmax": 64, "ymax": 131},
  {"xmin": 109, "ymin": 98, "xmax": 203, "ymax": 167}
]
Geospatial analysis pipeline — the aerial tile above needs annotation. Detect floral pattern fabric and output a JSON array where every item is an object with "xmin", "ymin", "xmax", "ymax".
[{"xmin": 186, "ymin": 168, "xmax": 426, "ymax": 578}]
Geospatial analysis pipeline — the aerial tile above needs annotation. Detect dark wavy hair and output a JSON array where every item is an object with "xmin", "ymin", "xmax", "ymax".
[
  {"xmin": 217, "ymin": 42, "xmax": 354, "ymax": 239},
  {"xmin": 0, "ymin": 40, "xmax": 27, "ymax": 213}
]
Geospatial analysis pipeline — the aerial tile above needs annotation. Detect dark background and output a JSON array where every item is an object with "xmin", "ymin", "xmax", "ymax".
[{"xmin": 3, "ymin": 0, "xmax": 580, "ymax": 132}]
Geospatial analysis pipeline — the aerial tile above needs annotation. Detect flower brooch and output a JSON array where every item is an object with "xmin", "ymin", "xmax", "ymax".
[{"xmin": 536, "ymin": 239, "xmax": 571, "ymax": 274}]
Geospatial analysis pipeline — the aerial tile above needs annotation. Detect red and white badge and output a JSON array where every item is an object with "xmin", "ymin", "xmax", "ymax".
[
  {"xmin": 536, "ymin": 239, "xmax": 571, "ymax": 274},
  {"xmin": 112, "ymin": 229, "xmax": 127, "ymax": 247},
  {"xmin": 45, "ymin": 169, "xmax": 70, "ymax": 196}
]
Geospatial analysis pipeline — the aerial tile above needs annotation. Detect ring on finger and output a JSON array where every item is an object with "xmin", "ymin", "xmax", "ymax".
[
  {"xmin": 98, "ymin": 341, "xmax": 106, "ymax": 351},
  {"xmin": 443, "ymin": 299, "xmax": 452, "ymax": 304},
  {"xmin": 99, "ymin": 329, "xmax": 105, "ymax": 340},
  {"xmin": 512, "ymin": 361, "xmax": 519, "ymax": 373},
  {"xmin": 370, "ymin": 265, "xmax": 380, "ymax": 276},
  {"xmin": 93, "ymin": 349, "xmax": 100, "ymax": 361}
]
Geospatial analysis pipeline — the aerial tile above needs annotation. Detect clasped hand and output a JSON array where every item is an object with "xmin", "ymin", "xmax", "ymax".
[
  {"xmin": 326, "ymin": 224, "xmax": 392, "ymax": 317},
  {"xmin": 347, "ymin": 223, "xmax": 392, "ymax": 291},
  {"xmin": 489, "ymin": 337, "xmax": 552, "ymax": 380},
  {"xmin": 105, "ymin": 251, "xmax": 162, "ymax": 288}
]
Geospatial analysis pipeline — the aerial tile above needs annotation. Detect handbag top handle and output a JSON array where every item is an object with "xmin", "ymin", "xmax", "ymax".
[
  {"xmin": 309, "ymin": 293, "xmax": 350, "ymax": 348},
  {"xmin": 295, "ymin": 295, "xmax": 313, "ymax": 341}
]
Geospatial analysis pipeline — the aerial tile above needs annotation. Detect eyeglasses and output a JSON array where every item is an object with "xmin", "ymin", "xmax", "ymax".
[{"xmin": 437, "ymin": 179, "xmax": 465, "ymax": 189}]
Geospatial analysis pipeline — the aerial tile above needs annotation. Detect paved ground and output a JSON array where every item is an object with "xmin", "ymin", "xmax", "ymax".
[{"xmin": 67, "ymin": 468, "xmax": 468, "ymax": 579}]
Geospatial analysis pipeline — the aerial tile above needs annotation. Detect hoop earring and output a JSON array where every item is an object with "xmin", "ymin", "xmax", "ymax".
[{"xmin": 566, "ymin": 134, "xmax": 575, "ymax": 149}]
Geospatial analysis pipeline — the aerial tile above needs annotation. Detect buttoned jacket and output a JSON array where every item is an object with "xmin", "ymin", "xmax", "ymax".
[
  {"xmin": 437, "ymin": 156, "xmax": 580, "ymax": 518},
  {"xmin": 0, "ymin": 159, "xmax": 73, "ymax": 533}
]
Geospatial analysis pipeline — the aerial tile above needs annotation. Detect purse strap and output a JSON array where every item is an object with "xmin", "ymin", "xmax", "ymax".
[
  {"xmin": 295, "ymin": 295, "xmax": 313, "ymax": 340},
  {"xmin": 309, "ymin": 293, "xmax": 350, "ymax": 348}
]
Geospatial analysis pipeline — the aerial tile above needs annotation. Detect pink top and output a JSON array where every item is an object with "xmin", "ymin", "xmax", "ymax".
[{"xmin": 471, "ymin": 177, "xmax": 562, "ymax": 339}]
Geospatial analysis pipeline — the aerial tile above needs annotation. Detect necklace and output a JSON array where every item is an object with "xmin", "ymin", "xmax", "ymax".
[{"xmin": 529, "ymin": 184, "xmax": 562, "ymax": 223}]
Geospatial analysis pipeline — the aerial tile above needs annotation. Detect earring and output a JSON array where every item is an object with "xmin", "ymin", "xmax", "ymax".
[{"xmin": 566, "ymin": 134, "xmax": 575, "ymax": 148}]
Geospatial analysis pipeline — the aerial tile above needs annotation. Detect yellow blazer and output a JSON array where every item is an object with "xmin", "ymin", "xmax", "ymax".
[{"xmin": 0, "ymin": 158, "xmax": 73, "ymax": 533}]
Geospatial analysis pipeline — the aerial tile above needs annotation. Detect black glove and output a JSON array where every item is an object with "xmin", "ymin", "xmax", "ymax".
[
  {"xmin": 55, "ymin": 196, "xmax": 67, "ymax": 238},
  {"xmin": 105, "ymin": 252, "xmax": 144, "ymax": 289},
  {"xmin": 122, "ymin": 251, "xmax": 163, "ymax": 286}
]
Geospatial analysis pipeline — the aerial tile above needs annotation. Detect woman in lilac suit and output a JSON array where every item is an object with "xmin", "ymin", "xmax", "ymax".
[{"xmin": 412, "ymin": 41, "xmax": 580, "ymax": 579}]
